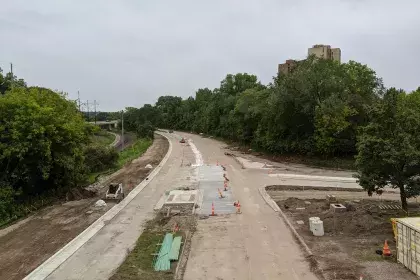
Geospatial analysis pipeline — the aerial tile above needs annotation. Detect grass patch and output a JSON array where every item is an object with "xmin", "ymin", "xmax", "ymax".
[
  {"xmin": 110, "ymin": 231, "xmax": 173, "ymax": 280},
  {"xmin": 117, "ymin": 138, "xmax": 152, "ymax": 168},
  {"xmin": 91, "ymin": 130, "xmax": 116, "ymax": 146},
  {"xmin": 87, "ymin": 138, "xmax": 152, "ymax": 184},
  {"xmin": 110, "ymin": 216, "xmax": 178, "ymax": 280}
]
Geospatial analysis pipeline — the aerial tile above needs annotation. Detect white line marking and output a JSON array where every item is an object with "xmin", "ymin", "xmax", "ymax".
[{"xmin": 188, "ymin": 139, "xmax": 203, "ymax": 167}]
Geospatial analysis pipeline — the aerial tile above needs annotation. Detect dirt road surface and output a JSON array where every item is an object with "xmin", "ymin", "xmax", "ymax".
[{"xmin": 0, "ymin": 134, "xmax": 168, "ymax": 280}]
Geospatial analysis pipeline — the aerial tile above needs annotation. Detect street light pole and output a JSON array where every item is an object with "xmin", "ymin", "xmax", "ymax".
[{"xmin": 121, "ymin": 110, "xmax": 124, "ymax": 150}]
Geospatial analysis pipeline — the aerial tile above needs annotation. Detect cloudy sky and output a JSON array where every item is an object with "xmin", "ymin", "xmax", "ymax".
[{"xmin": 1, "ymin": 0, "xmax": 419, "ymax": 111}]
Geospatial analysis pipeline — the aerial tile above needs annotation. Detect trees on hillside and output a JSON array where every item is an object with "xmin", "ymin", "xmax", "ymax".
[
  {"xmin": 125, "ymin": 60, "xmax": 383, "ymax": 158},
  {"xmin": 0, "ymin": 87, "xmax": 90, "ymax": 196},
  {"xmin": 0, "ymin": 86, "xmax": 94, "ymax": 222},
  {"xmin": 0, "ymin": 68, "xmax": 26, "ymax": 94},
  {"xmin": 356, "ymin": 88, "xmax": 420, "ymax": 210}
]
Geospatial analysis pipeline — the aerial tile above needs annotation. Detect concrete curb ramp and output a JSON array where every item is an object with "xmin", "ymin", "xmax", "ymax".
[{"xmin": 24, "ymin": 131, "xmax": 173, "ymax": 280}]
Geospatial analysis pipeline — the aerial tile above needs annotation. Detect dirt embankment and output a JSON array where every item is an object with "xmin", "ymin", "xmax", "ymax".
[
  {"xmin": 0, "ymin": 134, "xmax": 169, "ymax": 280},
  {"xmin": 278, "ymin": 196, "xmax": 418, "ymax": 280}
]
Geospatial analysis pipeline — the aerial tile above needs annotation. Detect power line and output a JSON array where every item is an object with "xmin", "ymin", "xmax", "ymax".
[{"xmin": 93, "ymin": 100, "xmax": 99, "ymax": 124}]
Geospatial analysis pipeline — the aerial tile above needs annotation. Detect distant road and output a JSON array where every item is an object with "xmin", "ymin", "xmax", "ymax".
[{"xmin": 108, "ymin": 131, "xmax": 120, "ymax": 147}]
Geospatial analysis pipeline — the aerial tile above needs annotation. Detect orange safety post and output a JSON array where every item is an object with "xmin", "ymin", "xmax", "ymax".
[{"xmin": 236, "ymin": 201, "xmax": 241, "ymax": 214}]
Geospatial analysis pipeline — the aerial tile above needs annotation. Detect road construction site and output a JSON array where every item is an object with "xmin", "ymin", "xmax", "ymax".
[
  {"xmin": 268, "ymin": 186, "xmax": 419, "ymax": 280},
  {"xmin": 0, "ymin": 134, "xmax": 168, "ymax": 280},
  {"xmin": 3, "ymin": 131, "xmax": 418, "ymax": 280}
]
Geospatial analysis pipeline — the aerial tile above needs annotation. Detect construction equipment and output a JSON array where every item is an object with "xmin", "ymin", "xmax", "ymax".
[
  {"xmin": 180, "ymin": 137, "xmax": 186, "ymax": 143},
  {"xmin": 105, "ymin": 183, "xmax": 125, "ymax": 202}
]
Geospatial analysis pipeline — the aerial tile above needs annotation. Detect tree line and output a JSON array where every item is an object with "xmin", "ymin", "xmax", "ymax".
[
  {"xmin": 0, "ymin": 68, "xmax": 118, "ymax": 224},
  {"xmin": 124, "ymin": 56, "xmax": 420, "ymax": 210}
]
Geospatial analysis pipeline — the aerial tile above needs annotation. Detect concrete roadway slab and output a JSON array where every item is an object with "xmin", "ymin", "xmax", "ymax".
[
  {"xmin": 196, "ymin": 165, "xmax": 236, "ymax": 215},
  {"xmin": 180, "ymin": 133, "xmax": 318, "ymax": 280}
]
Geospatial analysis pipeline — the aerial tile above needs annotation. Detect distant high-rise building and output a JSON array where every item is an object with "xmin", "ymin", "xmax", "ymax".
[
  {"xmin": 278, "ymin": 59, "xmax": 297, "ymax": 75},
  {"xmin": 308, "ymin": 44, "xmax": 341, "ymax": 63},
  {"xmin": 278, "ymin": 44, "xmax": 341, "ymax": 76}
]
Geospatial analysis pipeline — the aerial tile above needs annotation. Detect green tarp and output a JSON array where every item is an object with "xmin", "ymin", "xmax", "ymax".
[
  {"xmin": 169, "ymin": 236, "xmax": 182, "ymax": 260},
  {"xmin": 154, "ymin": 233, "xmax": 173, "ymax": 271}
]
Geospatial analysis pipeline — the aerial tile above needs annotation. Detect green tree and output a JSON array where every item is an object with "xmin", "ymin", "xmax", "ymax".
[
  {"xmin": 0, "ymin": 87, "xmax": 90, "ymax": 199},
  {"xmin": 0, "ymin": 68, "xmax": 27, "ymax": 94},
  {"xmin": 355, "ymin": 88, "xmax": 420, "ymax": 210}
]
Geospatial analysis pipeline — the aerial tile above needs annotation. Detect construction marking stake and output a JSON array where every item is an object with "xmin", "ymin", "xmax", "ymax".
[{"xmin": 218, "ymin": 188, "xmax": 225, "ymax": 198}]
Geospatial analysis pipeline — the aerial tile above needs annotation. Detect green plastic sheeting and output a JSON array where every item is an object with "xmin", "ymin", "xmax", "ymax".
[
  {"xmin": 169, "ymin": 236, "xmax": 182, "ymax": 260},
  {"xmin": 154, "ymin": 233, "xmax": 173, "ymax": 271}
]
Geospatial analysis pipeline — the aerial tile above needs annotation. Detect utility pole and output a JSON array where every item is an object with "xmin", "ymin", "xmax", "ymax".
[
  {"xmin": 86, "ymin": 100, "xmax": 90, "ymax": 122},
  {"xmin": 10, "ymin": 63, "xmax": 13, "ymax": 76},
  {"xmin": 77, "ymin": 91, "xmax": 81, "ymax": 111},
  {"xmin": 93, "ymin": 100, "xmax": 98, "ymax": 124},
  {"xmin": 121, "ymin": 110, "xmax": 125, "ymax": 150}
]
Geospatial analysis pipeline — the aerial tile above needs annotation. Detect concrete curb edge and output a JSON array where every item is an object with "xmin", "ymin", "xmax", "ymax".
[
  {"xmin": 232, "ymin": 155, "xmax": 245, "ymax": 169},
  {"xmin": 24, "ymin": 131, "xmax": 173, "ymax": 280},
  {"xmin": 258, "ymin": 186, "xmax": 313, "ymax": 258}
]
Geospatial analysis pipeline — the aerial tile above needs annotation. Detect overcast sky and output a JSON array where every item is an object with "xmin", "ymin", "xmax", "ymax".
[{"xmin": 1, "ymin": 0, "xmax": 419, "ymax": 111}]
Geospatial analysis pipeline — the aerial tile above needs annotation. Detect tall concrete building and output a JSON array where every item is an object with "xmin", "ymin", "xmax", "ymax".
[
  {"xmin": 278, "ymin": 59, "xmax": 297, "ymax": 75},
  {"xmin": 308, "ymin": 44, "xmax": 341, "ymax": 63},
  {"xmin": 278, "ymin": 44, "xmax": 341, "ymax": 76}
]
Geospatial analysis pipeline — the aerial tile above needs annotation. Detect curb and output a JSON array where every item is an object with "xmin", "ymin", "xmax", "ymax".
[
  {"xmin": 258, "ymin": 187, "xmax": 280, "ymax": 212},
  {"xmin": 258, "ymin": 186, "xmax": 313, "ymax": 258},
  {"xmin": 232, "ymin": 155, "xmax": 245, "ymax": 169},
  {"xmin": 24, "ymin": 131, "xmax": 173, "ymax": 280}
]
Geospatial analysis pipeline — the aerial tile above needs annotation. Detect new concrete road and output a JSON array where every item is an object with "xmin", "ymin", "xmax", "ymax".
[
  {"xmin": 27, "ymin": 131, "xmax": 359, "ymax": 280},
  {"xmin": 181, "ymin": 133, "xmax": 322, "ymax": 280}
]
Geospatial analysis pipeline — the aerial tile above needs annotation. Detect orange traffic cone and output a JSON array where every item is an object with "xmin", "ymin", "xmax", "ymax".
[
  {"xmin": 383, "ymin": 240, "xmax": 391, "ymax": 256},
  {"xmin": 211, "ymin": 202, "xmax": 215, "ymax": 216}
]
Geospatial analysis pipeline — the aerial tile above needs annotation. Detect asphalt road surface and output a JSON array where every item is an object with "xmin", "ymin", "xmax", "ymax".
[{"xmin": 29, "ymin": 131, "xmax": 359, "ymax": 280}]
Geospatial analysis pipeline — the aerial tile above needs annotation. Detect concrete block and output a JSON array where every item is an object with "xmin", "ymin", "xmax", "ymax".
[{"xmin": 330, "ymin": 203, "xmax": 346, "ymax": 212}]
